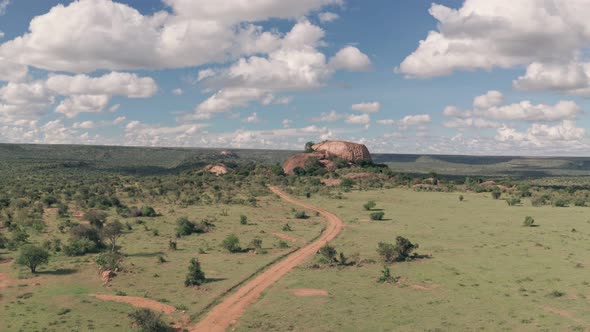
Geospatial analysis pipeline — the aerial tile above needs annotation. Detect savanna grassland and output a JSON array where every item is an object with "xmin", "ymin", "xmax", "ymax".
[{"xmin": 1, "ymin": 143, "xmax": 590, "ymax": 331}]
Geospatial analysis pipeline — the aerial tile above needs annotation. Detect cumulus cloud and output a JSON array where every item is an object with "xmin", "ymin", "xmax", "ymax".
[
  {"xmin": 55, "ymin": 94, "xmax": 110, "ymax": 118},
  {"xmin": 311, "ymin": 110, "xmax": 343, "ymax": 122},
  {"xmin": 318, "ymin": 12, "xmax": 339, "ymax": 23},
  {"xmin": 329, "ymin": 46, "xmax": 371, "ymax": 72},
  {"xmin": 443, "ymin": 118, "xmax": 501, "ymax": 129},
  {"xmin": 377, "ymin": 114, "xmax": 432, "ymax": 127},
  {"xmin": 192, "ymin": 20, "xmax": 370, "ymax": 116},
  {"xmin": 0, "ymin": 0, "xmax": 9, "ymax": 16},
  {"xmin": 282, "ymin": 119, "xmax": 293, "ymax": 128},
  {"xmin": 0, "ymin": 58, "xmax": 28, "ymax": 82},
  {"xmin": 0, "ymin": 81, "xmax": 54, "ymax": 124},
  {"xmin": 72, "ymin": 121, "xmax": 95, "ymax": 129},
  {"xmin": 0, "ymin": 0, "xmax": 342, "ymax": 73},
  {"xmin": 495, "ymin": 120, "xmax": 586, "ymax": 147},
  {"xmin": 473, "ymin": 90, "xmax": 503, "ymax": 109},
  {"xmin": 45, "ymin": 72, "xmax": 157, "ymax": 98},
  {"xmin": 113, "ymin": 116, "xmax": 126, "ymax": 125},
  {"xmin": 345, "ymin": 113, "xmax": 370, "ymax": 125},
  {"xmin": 172, "ymin": 88, "xmax": 183, "ymax": 96},
  {"xmin": 351, "ymin": 101, "xmax": 380, "ymax": 113},
  {"xmin": 397, "ymin": 0, "xmax": 590, "ymax": 85},
  {"xmin": 513, "ymin": 61, "xmax": 590, "ymax": 96}
]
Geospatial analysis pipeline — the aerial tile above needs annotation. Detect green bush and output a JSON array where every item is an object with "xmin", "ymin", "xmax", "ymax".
[
  {"xmin": 370, "ymin": 211, "xmax": 385, "ymax": 221},
  {"xmin": 282, "ymin": 223, "xmax": 292, "ymax": 231},
  {"xmin": 185, "ymin": 258, "xmax": 206, "ymax": 287},
  {"xmin": 377, "ymin": 236, "xmax": 418, "ymax": 263},
  {"xmin": 552, "ymin": 199, "xmax": 568, "ymax": 207},
  {"xmin": 239, "ymin": 215, "xmax": 248, "ymax": 225},
  {"xmin": 63, "ymin": 238, "xmax": 97, "ymax": 256},
  {"xmin": 222, "ymin": 234, "xmax": 241, "ymax": 253},
  {"xmin": 491, "ymin": 191, "xmax": 501, "ymax": 199},
  {"xmin": 523, "ymin": 216, "xmax": 535, "ymax": 227},
  {"xmin": 140, "ymin": 206, "xmax": 157, "ymax": 217},
  {"xmin": 249, "ymin": 238, "xmax": 263, "ymax": 250},
  {"xmin": 318, "ymin": 243, "xmax": 337, "ymax": 263},
  {"xmin": 506, "ymin": 197, "xmax": 521, "ymax": 206},
  {"xmin": 294, "ymin": 211, "xmax": 308, "ymax": 219},
  {"xmin": 95, "ymin": 252, "xmax": 123, "ymax": 271},
  {"xmin": 363, "ymin": 200, "xmax": 376, "ymax": 211},
  {"xmin": 128, "ymin": 308, "xmax": 173, "ymax": 332}
]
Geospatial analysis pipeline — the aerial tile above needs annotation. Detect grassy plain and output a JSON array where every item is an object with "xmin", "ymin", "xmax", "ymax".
[
  {"xmin": 237, "ymin": 188, "xmax": 590, "ymax": 331},
  {"xmin": 0, "ymin": 196, "xmax": 324, "ymax": 331}
]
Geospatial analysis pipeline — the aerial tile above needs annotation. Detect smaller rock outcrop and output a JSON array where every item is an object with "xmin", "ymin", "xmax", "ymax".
[
  {"xmin": 202, "ymin": 163, "xmax": 229, "ymax": 176},
  {"xmin": 220, "ymin": 150, "xmax": 237, "ymax": 158}
]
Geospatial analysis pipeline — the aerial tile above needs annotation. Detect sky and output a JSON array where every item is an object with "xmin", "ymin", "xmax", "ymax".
[{"xmin": 1, "ymin": 0, "xmax": 590, "ymax": 155}]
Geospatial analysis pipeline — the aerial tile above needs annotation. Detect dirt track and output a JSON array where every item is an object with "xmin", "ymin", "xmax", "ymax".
[{"xmin": 191, "ymin": 186, "xmax": 344, "ymax": 332}]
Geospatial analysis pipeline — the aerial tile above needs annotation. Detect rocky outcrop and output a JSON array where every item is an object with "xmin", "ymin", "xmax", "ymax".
[
  {"xmin": 282, "ymin": 141, "xmax": 372, "ymax": 175},
  {"xmin": 311, "ymin": 141, "xmax": 372, "ymax": 162},
  {"xmin": 283, "ymin": 152, "xmax": 326, "ymax": 175},
  {"xmin": 202, "ymin": 163, "xmax": 229, "ymax": 176},
  {"xmin": 220, "ymin": 150, "xmax": 237, "ymax": 158}
]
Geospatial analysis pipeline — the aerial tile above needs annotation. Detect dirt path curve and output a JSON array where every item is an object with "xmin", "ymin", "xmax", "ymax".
[{"xmin": 191, "ymin": 186, "xmax": 344, "ymax": 332}]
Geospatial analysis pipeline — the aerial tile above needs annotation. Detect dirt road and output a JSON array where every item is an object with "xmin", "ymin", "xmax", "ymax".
[{"xmin": 191, "ymin": 186, "xmax": 344, "ymax": 332}]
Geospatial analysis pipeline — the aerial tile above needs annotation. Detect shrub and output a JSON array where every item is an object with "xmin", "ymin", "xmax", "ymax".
[
  {"xmin": 282, "ymin": 223, "xmax": 292, "ymax": 232},
  {"xmin": 363, "ymin": 200, "xmax": 376, "ymax": 211},
  {"xmin": 318, "ymin": 243, "xmax": 337, "ymax": 263},
  {"xmin": 175, "ymin": 217, "xmax": 195, "ymax": 236},
  {"xmin": 95, "ymin": 252, "xmax": 123, "ymax": 271},
  {"xmin": 168, "ymin": 240, "xmax": 177, "ymax": 250},
  {"xmin": 294, "ymin": 211, "xmax": 308, "ymax": 219},
  {"xmin": 140, "ymin": 206, "xmax": 157, "ymax": 217},
  {"xmin": 185, "ymin": 258, "xmax": 206, "ymax": 287},
  {"xmin": 370, "ymin": 211, "xmax": 385, "ymax": 221},
  {"xmin": 249, "ymin": 238, "xmax": 263, "ymax": 250},
  {"xmin": 222, "ymin": 234, "xmax": 241, "ymax": 253},
  {"xmin": 17, "ymin": 245, "xmax": 49, "ymax": 273},
  {"xmin": 523, "ymin": 216, "xmax": 535, "ymax": 227},
  {"xmin": 491, "ymin": 191, "xmax": 501, "ymax": 200},
  {"xmin": 70, "ymin": 224, "xmax": 102, "ymax": 246},
  {"xmin": 84, "ymin": 210, "xmax": 107, "ymax": 228},
  {"xmin": 552, "ymin": 199, "xmax": 568, "ymax": 207},
  {"xmin": 128, "ymin": 308, "xmax": 173, "ymax": 332},
  {"xmin": 63, "ymin": 238, "xmax": 98, "ymax": 256},
  {"xmin": 277, "ymin": 240, "xmax": 290, "ymax": 248},
  {"xmin": 239, "ymin": 215, "xmax": 248, "ymax": 225},
  {"xmin": 506, "ymin": 197, "xmax": 521, "ymax": 206},
  {"xmin": 377, "ymin": 265, "xmax": 397, "ymax": 283},
  {"xmin": 574, "ymin": 199, "xmax": 586, "ymax": 207},
  {"xmin": 459, "ymin": 195, "xmax": 464, "ymax": 202},
  {"xmin": 377, "ymin": 236, "xmax": 418, "ymax": 263}
]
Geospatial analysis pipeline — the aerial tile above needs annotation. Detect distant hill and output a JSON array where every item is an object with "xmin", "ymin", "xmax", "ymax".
[{"xmin": 1, "ymin": 143, "xmax": 590, "ymax": 178}]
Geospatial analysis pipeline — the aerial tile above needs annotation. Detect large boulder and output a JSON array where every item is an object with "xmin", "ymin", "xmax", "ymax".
[
  {"xmin": 282, "ymin": 141, "xmax": 371, "ymax": 175},
  {"xmin": 202, "ymin": 163, "xmax": 229, "ymax": 176},
  {"xmin": 311, "ymin": 141, "xmax": 372, "ymax": 162}
]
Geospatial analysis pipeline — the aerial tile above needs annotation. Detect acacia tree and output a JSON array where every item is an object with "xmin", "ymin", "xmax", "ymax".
[
  {"xmin": 103, "ymin": 220, "xmax": 124, "ymax": 252},
  {"xmin": 18, "ymin": 245, "xmax": 49, "ymax": 273}
]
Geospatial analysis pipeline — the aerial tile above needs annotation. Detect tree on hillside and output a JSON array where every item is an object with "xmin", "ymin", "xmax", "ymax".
[
  {"xmin": 304, "ymin": 141, "xmax": 315, "ymax": 153},
  {"xmin": 103, "ymin": 220, "xmax": 124, "ymax": 252},
  {"xmin": 222, "ymin": 234, "xmax": 241, "ymax": 253},
  {"xmin": 17, "ymin": 245, "xmax": 49, "ymax": 273},
  {"xmin": 84, "ymin": 210, "xmax": 108, "ymax": 228}
]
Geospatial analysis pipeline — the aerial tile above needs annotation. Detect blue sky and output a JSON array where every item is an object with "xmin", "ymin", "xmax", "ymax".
[{"xmin": 1, "ymin": 0, "xmax": 589, "ymax": 155}]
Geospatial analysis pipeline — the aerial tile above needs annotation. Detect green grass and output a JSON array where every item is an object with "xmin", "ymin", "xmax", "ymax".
[
  {"xmin": 236, "ymin": 188, "xmax": 590, "ymax": 331},
  {"xmin": 0, "ymin": 195, "xmax": 324, "ymax": 331}
]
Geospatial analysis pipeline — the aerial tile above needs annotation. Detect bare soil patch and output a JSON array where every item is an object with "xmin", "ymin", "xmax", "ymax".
[
  {"xmin": 90, "ymin": 294, "xmax": 176, "ymax": 314},
  {"xmin": 320, "ymin": 178, "xmax": 342, "ymax": 186},
  {"xmin": 290, "ymin": 288, "xmax": 329, "ymax": 297}
]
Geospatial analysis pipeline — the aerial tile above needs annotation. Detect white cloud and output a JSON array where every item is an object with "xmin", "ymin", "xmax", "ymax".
[
  {"xmin": 0, "ymin": 81, "xmax": 54, "ymax": 124},
  {"xmin": 473, "ymin": 90, "xmax": 503, "ymax": 109},
  {"xmin": 197, "ymin": 69, "xmax": 217, "ymax": 82},
  {"xmin": 311, "ymin": 110, "xmax": 343, "ymax": 122},
  {"xmin": 108, "ymin": 104, "xmax": 120, "ymax": 113},
  {"xmin": 45, "ymin": 72, "xmax": 157, "ymax": 98},
  {"xmin": 513, "ymin": 61, "xmax": 590, "ymax": 96},
  {"xmin": 113, "ymin": 116, "xmax": 126, "ymax": 125},
  {"xmin": 377, "ymin": 114, "xmax": 432, "ymax": 126},
  {"xmin": 172, "ymin": 88, "xmax": 184, "ymax": 96},
  {"xmin": 397, "ymin": 0, "xmax": 590, "ymax": 80},
  {"xmin": 73, "ymin": 121, "xmax": 95, "ymax": 129},
  {"xmin": 244, "ymin": 112, "xmax": 261, "ymax": 123},
  {"xmin": 480, "ymin": 100, "xmax": 581, "ymax": 122},
  {"xmin": 495, "ymin": 120, "xmax": 585, "ymax": 147},
  {"xmin": 193, "ymin": 20, "xmax": 370, "ymax": 116},
  {"xmin": 0, "ymin": 58, "xmax": 28, "ymax": 82},
  {"xmin": 55, "ymin": 94, "xmax": 110, "ymax": 118},
  {"xmin": 0, "ymin": 31, "xmax": 4, "ymax": 39},
  {"xmin": 345, "ymin": 113, "xmax": 370, "ymax": 125},
  {"xmin": 443, "ymin": 118, "xmax": 501, "ymax": 129},
  {"xmin": 318, "ymin": 12, "xmax": 339, "ymax": 23},
  {"xmin": 282, "ymin": 119, "xmax": 293, "ymax": 128},
  {"xmin": 329, "ymin": 46, "xmax": 371, "ymax": 71},
  {"xmin": 351, "ymin": 101, "xmax": 380, "ymax": 113},
  {"xmin": 0, "ymin": 0, "xmax": 341, "ymax": 73}
]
